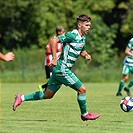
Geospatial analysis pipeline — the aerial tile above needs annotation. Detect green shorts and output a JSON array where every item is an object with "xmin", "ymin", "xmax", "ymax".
[
  {"xmin": 122, "ymin": 64, "xmax": 133, "ymax": 75},
  {"xmin": 47, "ymin": 67, "xmax": 82, "ymax": 93}
]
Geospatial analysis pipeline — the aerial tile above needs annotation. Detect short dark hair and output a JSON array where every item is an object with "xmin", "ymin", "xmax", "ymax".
[{"xmin": 77, "ymin": 14, "xmax": 91, "ymax": 23}]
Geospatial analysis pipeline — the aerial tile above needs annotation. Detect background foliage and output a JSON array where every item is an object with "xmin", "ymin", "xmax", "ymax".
[{"xmin": 0, "ymin": 0, "xmax": 133, "ymax": 82}]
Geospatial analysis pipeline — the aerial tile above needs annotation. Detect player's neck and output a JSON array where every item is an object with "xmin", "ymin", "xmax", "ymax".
[{"xmin": 77, "ymin": 29, "xmax": 83, "ymax": 37}]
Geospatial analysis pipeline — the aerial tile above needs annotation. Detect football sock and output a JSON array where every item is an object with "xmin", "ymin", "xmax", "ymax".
[
  {"xmin": 117, "ymin": 80, "xmax": 125, "ymax": 93},
  {"xmin": 24, "ymin": 91, "xmax": 44, "ymax": 101},
  {"xmin": 77, "ymin": 94, "xmax": 87, "ymax": 115},
  {"xmin": 126, "ymin": 79, "xmax": 133, "ymax": 90}
]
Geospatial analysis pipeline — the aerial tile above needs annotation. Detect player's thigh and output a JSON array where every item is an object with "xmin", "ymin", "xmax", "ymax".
[
  {"xmin": 47, "ymin": 74, "xmax": 62, "ymax": 93},
  {"xmin": 55, "ymin": 70, "xmax": 82, "ymax": 91}
]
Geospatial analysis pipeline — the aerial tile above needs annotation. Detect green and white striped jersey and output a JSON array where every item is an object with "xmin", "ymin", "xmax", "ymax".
[
  {"xmin": 57, "ymin": 29, "xmax": 86, "ymax": 70},
  {"xmin": 124, "ymin": 38, "xmax": 133, "ymax": 66}
]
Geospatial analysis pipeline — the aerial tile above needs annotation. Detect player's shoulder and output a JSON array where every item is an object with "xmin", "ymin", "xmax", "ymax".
[
  {"xmin": 70, "ymin": 29, "xmax": 79, "ymax": 35},
  {"xmin": 66, "ymin": 29, "xmax": 78, "ymax": 38},
  {"xmin": 49, "ymin": 36, "xmax": 57, "ymax": 41},
  {"xmin": 129, "ymin": 38, "xmax": 133, "ymax": 44}
]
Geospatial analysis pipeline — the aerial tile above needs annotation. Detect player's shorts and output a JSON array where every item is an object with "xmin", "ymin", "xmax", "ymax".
[
  {"xmin": 122, "ymin": 64, "xmax": 133, "ymax": 75},
  {"xmin": 47, "ymin": 67, "xmax": 82, "ymax": 93}
]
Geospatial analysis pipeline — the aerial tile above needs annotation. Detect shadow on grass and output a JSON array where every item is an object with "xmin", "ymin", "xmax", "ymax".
[
  {"xmin": 110, "ymin": 120, "xmax": 125, "ymax": 123},
  {"xmin": 1, "ymin": 119, "xmax": 49, "ymax": 122}
]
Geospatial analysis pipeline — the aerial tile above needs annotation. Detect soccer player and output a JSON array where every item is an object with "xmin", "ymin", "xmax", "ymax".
[
  {"xmin": 116, "ymin": 38, "xmax": 133, "ymax": 96},
  {"xmin": 13, "ymin": 14, "xmax": 100, "ymax": 121},
  {"xmin": 38, "ymin": 26, "xmax": 65, "ymax": 91},
  {"xmin": 0, "ymin": 52, "xmax": 14, "ymax": 62}
]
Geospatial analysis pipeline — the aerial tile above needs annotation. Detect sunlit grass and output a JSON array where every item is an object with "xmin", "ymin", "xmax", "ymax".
[{"xmin": 1, "ymin": 83, "xmax": 133, "ymax": 133}]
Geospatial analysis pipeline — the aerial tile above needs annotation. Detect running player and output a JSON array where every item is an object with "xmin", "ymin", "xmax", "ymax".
[
  {"xmin": 116, "ymin": 38, "xmax": 133, "ymax": 96},
  {"xmin": 13, "ymin": 14, "xmax": 100, "ymax": 121}
]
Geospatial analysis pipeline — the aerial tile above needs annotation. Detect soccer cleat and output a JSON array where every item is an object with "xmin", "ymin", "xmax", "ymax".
[
  {"xmin": 116, "ymin": 92, "xmax": 122, "ymax": 96},
  {"xmin": 13, "ymin": 94, "xmax": 22, "ymax": 111},
  {"xmin": 81, "ymin": 112, "xmax": 100, "ymax": 121},
  {"xmin": 124, "ymin": 87, "xmax": 131, "ymax": 96},
  {"xmin": 38, "ymin": 85, "xmax": 44, "ymax": 91}
]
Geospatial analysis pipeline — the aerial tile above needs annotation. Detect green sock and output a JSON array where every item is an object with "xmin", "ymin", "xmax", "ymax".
[
  {"xmin": 77, "ymin": 94, "xmax": 87, "ymax": 115},
  {"xmin": 117, "ymin": 80, "xmax": 125, "ymax": 93},
  {"xmin": 24, "ymin": 91, "xmax": 44, "ymax": 101},
  {"xmin": 126, "ymin": 79, "xmax": 133, "ymax": 90}
]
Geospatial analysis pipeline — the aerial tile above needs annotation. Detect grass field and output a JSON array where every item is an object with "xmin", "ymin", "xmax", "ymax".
[{"xmin": 0, "ymin": 83, "xmax": 133, "ymax": 133}]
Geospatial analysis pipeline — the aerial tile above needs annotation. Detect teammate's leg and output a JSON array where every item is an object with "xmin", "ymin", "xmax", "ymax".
[
  {"xmin": 116, "ymin": 80, "xmax": 125, "ymax": 96},
  {"xmin": 116, "ymin": 65, "xmax": 129, "ymax": 96},
  {"xmin": 124, "ymin": 78, "xmax": 133, "ymax": 96}
]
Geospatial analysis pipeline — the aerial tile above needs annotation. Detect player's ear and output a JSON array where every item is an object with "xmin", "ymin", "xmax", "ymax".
[{"xmin": 78, "ymin": 22, "xmax": 82, "ymax": 29}]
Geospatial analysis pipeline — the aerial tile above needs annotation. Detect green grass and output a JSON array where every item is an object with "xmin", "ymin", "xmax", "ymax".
[{"xmin": 0, "ymin": 83, "xmax": 133, "ymax": 133}]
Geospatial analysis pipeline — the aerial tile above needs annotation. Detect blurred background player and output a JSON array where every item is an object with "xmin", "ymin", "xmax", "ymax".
[
  {"xmin": 38, "ymin": 26, "xmax": 65, "ymax": 91},
  {"xmin": 0, "ymin": 52, "xmax": 14, "ymax": 62},
  {"xmin": 116, "ymin": 38, "xmax": 133, "ymax": 96}
]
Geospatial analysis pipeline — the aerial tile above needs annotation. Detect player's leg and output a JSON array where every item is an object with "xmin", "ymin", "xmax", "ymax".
[
  {"xmin": 124, "ymin": 78, "xmax": 133, "ymax": 96},
  {"xmin": 38, "ymin": 66, "xmax": 52, "ymax": 91},
  {"xmin": 57, "ymin": 69, "xmax": 100, "ymax": 121},
  {"xmin": 124, "ymin": 67, "xmax": 133, "ymax": 96},
  {"xmin": 125, "ymin": 78, "xmax": 133, "ymax": 89},
  {"xmin": 71, "ymin": 81, "xmax": 87, "ymax": 116},
  {"xmin": 116, "ymin": 79, "xmax": 125, "ymax": 96},
  {"xmin": 116, "ymin": 65, "xmax": 129, "ymax": 96},
  {"xmin": 13, "ymin": 74, "xmax": 61, "ymax": 111},
  {"xmin": 13, "ymin": 91, "xmax": 45, "ymax": 111},
  {"xmin": 71, "ymin": 81, "xmax": 100, "ymax": 121}
]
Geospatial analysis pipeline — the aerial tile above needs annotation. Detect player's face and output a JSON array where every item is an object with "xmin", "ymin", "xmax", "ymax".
[
  {"xmin": 58, "ymin": 29, "xmax": 65, "ymax": 35},
  {"xmin": 80, "ymin": 21, "xmax": 91, "ymax": 35}
]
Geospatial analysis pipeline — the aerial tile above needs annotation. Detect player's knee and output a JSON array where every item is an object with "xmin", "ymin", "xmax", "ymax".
[
  {"xmin": 44, "ymin": 88, "xmax": 55, "ymax": 99},
  {"xmin": 45, "ymin": 95, "xmax": 54, "ymax": 99},
  {"xmin": 77, "ymin": 85, "xmax": 86, "ymax": 94},
  {"xmin": 44, "ymin": 93, "xmax": 54, "ymax": 99},
  {"xmin": 123, "ymin": 76, "xmax": 128, "ymax": 82}
]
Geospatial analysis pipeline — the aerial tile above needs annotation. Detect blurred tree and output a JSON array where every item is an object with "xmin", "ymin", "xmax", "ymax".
[
  {"xmin": 0, "ymin": 0, "xmax": 132, "ymax": 67},
  {"xmin": 91, "ymin": 0, "xmax": 133, "ymax": 51},
  {"xmin": 120, "ymin": 0, "xmax": 133, "ymax": 38},
  {"xmin": 0, "ymin": 0, "xmax": 40, "ymax": 50}
]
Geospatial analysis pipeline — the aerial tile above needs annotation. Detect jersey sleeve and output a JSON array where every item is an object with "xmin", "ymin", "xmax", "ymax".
[
  {"xmin": 58, "ymin": 32, "xmax": 75, "ymax": 44},
  {"xmin": 127, "ymin": 38, "xmax": 133, "ymax": 49},
  {"xmin": 82, "ymin": 43, "xmax": 86, "ymax": 50}
]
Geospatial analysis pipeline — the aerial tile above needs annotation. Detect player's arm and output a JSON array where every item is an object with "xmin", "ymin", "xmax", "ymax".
[
  {"xmin": 50, "ymin": 37, "xmax": 60, "ymax": 68},
  {"xmin": 125, "ymin": 47, "xmax": 133, "ymax": 57},
  {"xmin": 80, "ymin": 50, "xmax": 91, "ymax": 61}
]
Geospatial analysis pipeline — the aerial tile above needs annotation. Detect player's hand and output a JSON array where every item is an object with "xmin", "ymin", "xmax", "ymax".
[
  {"xmin": 4, "ymin": 52, "xmax": 15, "ymax": 62},
  {"xmin": 49, "ymin": 58, "xmax": 57, "ymax": 69},
  {"xmin": 85, "ymin": 54, "xmax": 91, "ymax": 61}
]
